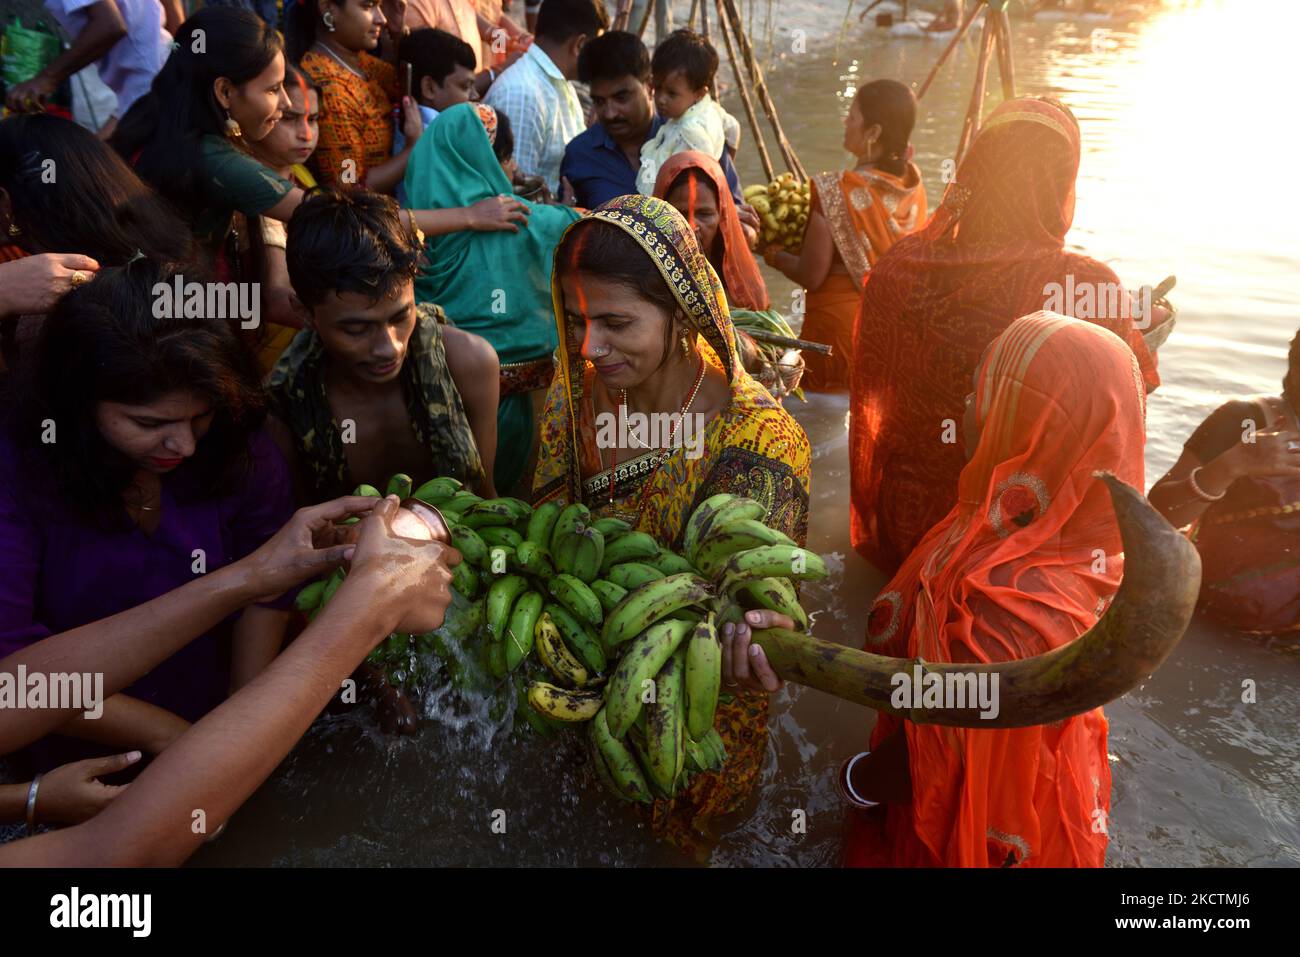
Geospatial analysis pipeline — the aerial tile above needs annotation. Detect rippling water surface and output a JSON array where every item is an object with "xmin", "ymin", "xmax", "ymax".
[{"xmin": 196, "ymin": 1, "xmax": 1299, "ymax": 867}]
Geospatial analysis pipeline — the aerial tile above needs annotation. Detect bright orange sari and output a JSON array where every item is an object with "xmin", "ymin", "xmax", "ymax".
[
  {"xmin": 849, "ymin": 98, "xmax": 1159, "ymax": 574},
  {"xmin": 801, "ymin": 166, "xmax": 926, "ymax": 391},
  {"xmin": 846, "ymin": 313, "xmax": 1147, "ymax": 867}
]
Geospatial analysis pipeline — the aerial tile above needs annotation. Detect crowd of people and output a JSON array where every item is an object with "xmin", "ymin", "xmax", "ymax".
[{"xmin": 0, "ymin": 0, "xmax": 1295, "ymax": 869}]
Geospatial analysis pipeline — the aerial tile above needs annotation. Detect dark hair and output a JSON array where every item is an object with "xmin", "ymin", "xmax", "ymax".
[
  {"xmin": 556, "ymin": 219, "xmax": 684, "ymax": 371},
  {"xmin": 111, "ymin": 7, "xmax": 283, "ymax": 225},
  {"xmin": 283, "ymin": 62, "xmax": 322, "ymax": 104},
  {"xmin": 401, "ymin": 28, "xmax": 477, "ymax": 95},
  {"xmin": 284, "ymin": 0, "xmax": 329, "ymax": 65},
  {"xmin": 535, "ymin": 0, "xmax": 609, "ymax": 44},
  {"xmin": 1287, "ymin": 329, "xmax": 1300, "ymax": 398},
  {"xmin": 5, "ymin": 259, "xmax": 267, "ymax": 528},
  {"xmin": 578, "ymin": 30, "xmax": 650, "ymax": 85},
  {"xmin": 0, "ymin": 114, "xmax": 195, "ymax": 266},
  {"xmin": 853, "ymin": 79, "xmax": 917, "ymax": 177},
  {"xmin": 493, "ymin": 109, "xmax": 515, "ymax": 165},
  {"xmin": 651, "ymin": 29, "xmax": 718, "ymax": 92},
  {"xmin": 286, "ymin": 188, "xmax": 423, "ymax": 308}
]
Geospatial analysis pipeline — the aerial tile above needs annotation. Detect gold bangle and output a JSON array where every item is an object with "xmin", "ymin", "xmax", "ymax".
[{"xmin": 407, "ymin": 210, "xmax": 425, "ymax": 247}]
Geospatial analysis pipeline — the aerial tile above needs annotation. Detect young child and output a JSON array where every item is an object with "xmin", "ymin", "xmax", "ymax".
[
  {"xmin": 636, "ymin": 30, "xmax": 729, "ymax": 196},
  {"xmin": 393, "ymin": 28, "xmax": 481, "ymax": 156}
]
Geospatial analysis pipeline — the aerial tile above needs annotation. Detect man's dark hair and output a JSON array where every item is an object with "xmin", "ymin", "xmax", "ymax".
[
  {"xmin": 650, "ymin": 29, "xmax": 717, "ymax": 91},
  {"xmin": 286, "ymin": 189, "xmax": 423, "ymax": 308},
  {"xmin": 577, "ymin": 30, "xmax": 650, "ymax": 85},
  {"xmin": 535, "ymin": 0, "xmax": 609, "ymax": 44},
  {"xmin": 400, "ymin": 28, "xmax": 477, "ymax": 94}
]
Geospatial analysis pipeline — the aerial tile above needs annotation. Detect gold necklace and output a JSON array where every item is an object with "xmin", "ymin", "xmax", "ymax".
[{"xmin": 608, "ymin": 357, "xmax": 707, "ymax": 511}]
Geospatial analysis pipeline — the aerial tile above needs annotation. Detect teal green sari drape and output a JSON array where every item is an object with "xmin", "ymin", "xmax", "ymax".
[{"xmin": 405, "ymin": 102, "xmax": 580, "ymax": 493}]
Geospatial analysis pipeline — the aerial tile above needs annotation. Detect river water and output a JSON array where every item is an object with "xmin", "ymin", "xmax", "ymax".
[{"xmin": 195, "ymin": 0, "xmax": 1299, "ymax": 867}]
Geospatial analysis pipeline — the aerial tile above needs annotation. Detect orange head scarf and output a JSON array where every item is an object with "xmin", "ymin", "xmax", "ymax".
[
  {"xmin": 652, "ymin": 151, "xmax": 770, "ymax": 312},
  {"xmin": 849, "ymin": 312, "xmax": 1147, "ymax": 868},
  {"xmin": 849, "ymin": 97, "xmax": 1159, "ymax": 574}
]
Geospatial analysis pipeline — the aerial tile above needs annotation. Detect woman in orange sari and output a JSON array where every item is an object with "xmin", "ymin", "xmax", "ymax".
[
  {"xmin": 764, "ymin": 80, "xmax": 927, "ymax": 390},
  {"xmin": 842, "ymin": 312, "xmax": 1148, "ymax": 867},
  {"xmin": 850, "ymin": 96, "xmax": 1159, "ymax": 575}
]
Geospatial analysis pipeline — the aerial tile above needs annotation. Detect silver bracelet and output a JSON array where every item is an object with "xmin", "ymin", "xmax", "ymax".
[
  {"xmin": 1187, "ymin": 466, "xmax": 1226, "ymax": 502},
  {"xmin": 25, "ymin": 773, "xmax": 42, "ymax": 835},
  {"xmin": 843, "ymin": 752, "xmax": 879, "ymax": 809}
]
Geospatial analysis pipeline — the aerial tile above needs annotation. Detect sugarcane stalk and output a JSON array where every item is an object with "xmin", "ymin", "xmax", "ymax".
[
  {"xmin": 688, "ymin": 0, "xmax": 700, "ymax": 31},
  {"xmin": 720, "ymin": 0, "xmax": 807, "ymax": 181},
  {"xmin": 754, "ymin": 474, "xmax": 1201, "ymax": 728},
  {"xmin": 993, "ymin": 6, "xmax": 1016, "ymax": 100},
  {"xmin": 955, "ymin": 10, "xmax": 997, "ymax": 165},
  {"xmin": 714, "ymin": 0, "xmax": 776, "ymax": 183},
  {"xmin": 916, "ymin": 1, "xmax": 987, "ymax": 101},
  {"xmin": 744, "ymin": 329, "xmax": 833, "ymax": 355}
]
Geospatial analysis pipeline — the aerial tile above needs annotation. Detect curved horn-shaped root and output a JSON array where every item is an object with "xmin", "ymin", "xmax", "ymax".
[{"xmin": 753, "ymin": 474, "xmax": 1202, "ymax": 728}]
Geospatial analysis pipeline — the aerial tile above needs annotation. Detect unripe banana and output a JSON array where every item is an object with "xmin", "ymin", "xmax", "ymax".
[
  {"xmin": 353, "ymin": 484, "xmax": 381, "ymax": 497},
  {"xmin": 413, "ymin": 475, "xmax": 461, "ymax": 505},
  {"xmin": 590, "ymin": 579, "xmax": 628, "ymax": 615},
  {"xmin": 718, "ymin": 544, "xmax": 828, "ymax": 595},
  {"xmin": 504, "ymin": 590, "xmax": 543, "ymax": 670},
  {"xmin": 685, "ymin": 496, "xmax": 767, "ymax": 565},
  {"xmin": 601, "ymin": 573, "xmax": 713, "ymax": 651},
  {"xmin": 527, "ymin": 680, "xmax": 602, "ymax": 721},
  {"xmin": 451, "ymin": 561, "xmax": 480, "ymax": 599},
  {"xmin": 385, "ymin": 473, "xmax": 413, "ymax": 499},
  {"xmin": 599, "ymin": 530, "xmax": 660, "ymax": 572},
  {"xmin": 486, "ymin": 573, "xmax": 529, "ymax": 639},
  {"xmin": 450, "ymin": 525, "xmax": 488, "ymax": 567},
  {"xmin": 603, "ymin": 617, "xmax": 695, "ymax": 738},
  {"xmin": 565, "ymin": 526, "xmax": 604, "ymax": 582},
  {"xmin": 525, "ymin": 500, "xmax": 563, "ymax": 546},
  {"xmin": 461, "ymin": 499, "xmax": 521, "ymax": 529},
  {"xmin": 549, "ymin": 502, "xmax": 590, "ymax": 553},
  {"xmin": 645, "ymin": 648, "xmax": 686, "ymax": 795},
  {"xmin": 591, "ymin": 516, "xmax": 633, "ymax": 539},
  {"xmin": 548, "ymin": 573, "xmax": 603, "ymax": 627},
  {"xmin": 648, "ymin": 548, "xmax": 697, "ymax": 575},
  {"xmin": 683, "ymin": 612, "xmax": 721, "ymax": 740},
  {"xmin": 736, "ymin": 576, "xmax": 809, "ymax": 631},
  {"xmin": 478, "ymin": 526, "xmax": 523, "ymax": 550},
  {"xmin": 606, "ymin": 561, "xmax": 664, "ymax": 591},
  {"xmin": 514, "ymin": 539, "xmax": 556, "ymax": 578},
  {"xmin": 694, "ymin": 518, "xmax": 796, "ymax": 579},
  {"xmin": 545, "ymin": 601, "xmax": 607, "ymax": 674},
  {"xmin": 589, "ymin": 709, "xmax": 652, "ymax": 803},
  {"xmin": 294, "ymin": 579, "xmax": 326, "ymax": 613}
]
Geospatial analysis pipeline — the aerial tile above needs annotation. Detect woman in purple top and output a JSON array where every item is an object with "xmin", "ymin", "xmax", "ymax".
[{"xmin": 0, "ymin": 258, "xmax": 296, "ymax": 771}]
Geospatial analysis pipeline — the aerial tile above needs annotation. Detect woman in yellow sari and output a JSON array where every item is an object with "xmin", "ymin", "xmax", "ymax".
[
  {"xmin": 764, "ymin": 80, "xmax": 927, "ymax": 391},
  {"xmin": 533, "ymin": 194, "xmax": 811, "ymax": 856}
]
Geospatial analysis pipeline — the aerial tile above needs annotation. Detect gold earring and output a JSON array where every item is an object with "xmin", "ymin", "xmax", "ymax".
[
  {"xmin": 680, "ymin": 333, "xmax": 692, "ymax": 359},
  {"xmin": 6, "ymin": 223, "xmax": 19, "ymax": 237},
  {"xmin": 224, "ymin": 111, "xmax": 242, "ymax": 140}
]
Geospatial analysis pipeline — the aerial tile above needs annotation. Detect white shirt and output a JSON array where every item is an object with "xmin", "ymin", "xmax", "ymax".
[
  {"xmin": 484, "ymin": 44, "xmax": 584, "ymax": 195},
  {"xmin": 43, "ymin": 0, "xmax": 172, "ymax": 117}
]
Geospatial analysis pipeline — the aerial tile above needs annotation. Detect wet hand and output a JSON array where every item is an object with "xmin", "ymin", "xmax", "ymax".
[
  {"xmin": 244, "ymin": 496, "xmax": 383, "ymax": 601},
  {"xmin": 467, "ymin": 194, "xmax": 530, "ymax": 233},
  {"xmin": 35, "ymin": 752, "xmax": 141, "ymax": 825},
  {"xmin": 348, "ymin": 496, "xmax": 460, "ymax": 634},
  {"xmin": 0, "ymin": 253, "xmax": 100, "ymax": 318},
  {"xmin": 1228, "ymin": 428, "xmax": 1300, "ymax": 481},
  {"xmin": 721, "ymin": 610, "xmax": 794, "ymax": 694}
]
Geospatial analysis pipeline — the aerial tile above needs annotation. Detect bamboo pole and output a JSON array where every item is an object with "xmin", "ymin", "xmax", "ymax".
[
  {"xmin": 954, "ymin": 10, "xmax": 996, "ymax": 165},
  {"xmin": 700, "ymin": 0, "xmax": 709, "ymax": 40},
  {"xmin": 688, "ymin": 0, "xmax": 700, "ymax": 31},
  {"xmin": 613, "ymin": 0, "xmax": 633, "ymax": 32},
  {"xmin": 744, "ymin": 329, "xmax": 833, "ymax": 355},
  {"xmin": 714, "ymin": 0, "xmax": 776, "ymax": 183},
  {"xmin": 915, "ymin": 1, "xmax": 986, "ymax": 101},
  {"xmin": 654, "ymin": 0, "xmax": 669, "ymax": 43},
  {"xmin": 993, "ymin": 6, "xmax": 1016, "ymax": 100},
  {"xmin": 719, "ymin": 0, "xmax": 808, "ymax": 181}
]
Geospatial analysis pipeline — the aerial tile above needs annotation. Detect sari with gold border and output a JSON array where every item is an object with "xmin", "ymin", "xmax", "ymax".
[{"xmin": 532, "ymin": 195, "xmax": 811, "ymax": 854}]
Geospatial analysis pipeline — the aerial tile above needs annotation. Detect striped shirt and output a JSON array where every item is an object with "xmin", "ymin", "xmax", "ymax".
[{"xmin": 484, "ymin": 44, "xmax": 584, "ymax": 195}]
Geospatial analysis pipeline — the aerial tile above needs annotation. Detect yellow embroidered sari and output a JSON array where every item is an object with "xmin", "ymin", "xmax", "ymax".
[{"xmin": 532, "ymin": 195, "xmax": 812, "ymax": 855}]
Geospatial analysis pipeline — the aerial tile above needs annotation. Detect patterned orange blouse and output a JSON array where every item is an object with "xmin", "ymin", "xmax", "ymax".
[{"xmin": 300, "ymin": 49, "xmax": 399, "ymax": 188}]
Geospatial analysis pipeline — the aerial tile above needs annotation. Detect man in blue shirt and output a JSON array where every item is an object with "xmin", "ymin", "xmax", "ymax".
[{"xmin": 561, "ymin": 30, "xmax": 756, "ymax": 242}]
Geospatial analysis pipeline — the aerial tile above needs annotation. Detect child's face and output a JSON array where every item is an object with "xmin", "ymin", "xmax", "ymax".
[
  {"xmin": 259, "ymin": 86, "xmax": 319, "ymax": 168},
  {"xmin": 424, "ymin": 64, "xmax": 477, "ymax": 112},
  {"xmin": 653, "ymin": 70, "xmax": 705, "ymax": 121}
]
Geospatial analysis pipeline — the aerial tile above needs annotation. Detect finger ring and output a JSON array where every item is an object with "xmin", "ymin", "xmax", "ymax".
[
  {"xmin": 723, "ymin": 679, "xmax": 738, "ymax": 688},
  {"xmin": 69, "ymin": 270, "xmax": 87, "ymax": 288}
]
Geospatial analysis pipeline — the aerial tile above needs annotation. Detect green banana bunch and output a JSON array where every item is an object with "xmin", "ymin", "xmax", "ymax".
[
  {"xmin": 504, "ymin": 590, "xmax": 544, "ymax": 670},
  {"xmin": 589, "ymin": 708, "xmax": 652, "ymax": 804},
  {"xmin": 461, "ymin": 497, "xmax": 531, "ymax": 530},
  {"xmin": 554, "ymin": 526, "xmax": 604, "ymax": 582},
  {"xmin": 549, "ymin": 573, "xmax": 603, "ymax": 627},
  {"xmin": 717, "ymin": 544, "xmax": 828, "ymax": 596},
  {"xmin": 606, "ymin": 562, "xmax": 664, "ymax": 591},
  {"xmin": 451, "ymin": 525, "xmax": 489, "ymax": 567},
  {"xmin": 683, "ymin": 612, "xmax": 721, "ymax": 741},
  {"xmin": 736, "ymin": 577, "xmax": 809, "ymax": 632},
  {"xmin": 412, "ymin": 476, "xmax": 462, "ymax": 506},
  {"xmin": 590, "ymin": 516, "xmax": 632, "ymax": 539},
  {"xmin": 525, "ymin": 500, "xmax": 563, "ymax": 546},
  {"xmin": 486, "ymin": 574, "xmax": 530, "ymax": 639},
  {"xmin": 682, "ymin": 494, "xmax": 766, "ymax": 567},
  {"xmin": 599, "ymin": 531, "xmax": 659, "ymax": 572},
  {"xmin": 514, "ymin": 540, "xmax": 556, "ymax": 578},
  {"xmin": 589, "ymin": 579, "xmax": 628, "ymax": 615},
  {"xmin": 693, "ymin": 518, "xmax": 797, "ymax": 579},
  {"xmin": 645, "ymin": 648, "xmax": 686, "ymax": 795},
  {"xmin": 549, "ymin": 503, "xmax": 590, "ymax": 553}
]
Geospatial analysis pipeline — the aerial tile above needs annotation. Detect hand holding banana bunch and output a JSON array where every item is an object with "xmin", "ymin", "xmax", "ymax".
[
  {"xmin": 296, "ymin": 480, "xmax": 830, "ymax": 808},
  {"xmin": 743, "ymin": 172, "xmax": 811, "ymax": 253}
]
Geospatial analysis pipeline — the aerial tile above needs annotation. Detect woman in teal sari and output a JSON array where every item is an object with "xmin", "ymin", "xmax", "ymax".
[{"xmin": 407, "ymin": 102, "xmax": 581, "ymax": 494}]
